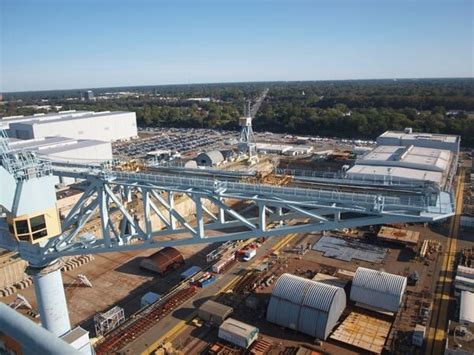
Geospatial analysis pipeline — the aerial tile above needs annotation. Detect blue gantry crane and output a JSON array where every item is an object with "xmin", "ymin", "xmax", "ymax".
[{"xmin": 0, "ymin": 123, "xmax": 455, "ymax": 353}]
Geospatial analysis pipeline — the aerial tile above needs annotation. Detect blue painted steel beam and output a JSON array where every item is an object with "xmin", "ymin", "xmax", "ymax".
[{"xmin": 0, "ymin": 303, "xmax": 80, "ymax": 355}]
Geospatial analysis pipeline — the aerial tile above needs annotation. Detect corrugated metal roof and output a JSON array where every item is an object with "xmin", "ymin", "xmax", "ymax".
[
  {"xmin": 352, "ymin": 267, "xmax": 406, "ymax": 296},
  {"xmin": 267, "ymin": 273, "xmax": 346, "ymax": 340},
  {"xmin": 196, "ymin": 150, "xmax": 224, "ymax": 165},
  {"xmin": 350, "ymin": 267, "xmax": 407, "ymax": 313},
  {"xmin": 303, "ymin": 281, "xmax": 339, "ymax": 312},
  {"xmin": 141, "ymin": 247, "xmax": 184, "ymax": 273},
  {"xmin": 271, "ymin": 273, "xmax": 308, "ymax": 304}
]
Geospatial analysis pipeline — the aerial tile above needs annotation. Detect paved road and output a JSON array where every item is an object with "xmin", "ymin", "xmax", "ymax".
[
  {"xmin": 425, "ymin": 168, "xmax": 465, "ymax": 354},
  {"xmin": 121, "ymin": 233, "xmax": 293, "ymax": 354}
]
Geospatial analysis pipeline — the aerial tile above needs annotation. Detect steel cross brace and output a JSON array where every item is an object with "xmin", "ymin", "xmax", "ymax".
[{"xmin": 0, "ymin": 168, "xmax": 454, "ymax": 264}]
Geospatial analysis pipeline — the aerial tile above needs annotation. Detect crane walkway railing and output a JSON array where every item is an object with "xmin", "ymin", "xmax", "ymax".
[
  {"xmin": 49, "ymin": 162, "xmax": 454, "ymax": 214},
  {"xmin": 111, "ymin": 171, "xmax": 427, "ymax": 210}
]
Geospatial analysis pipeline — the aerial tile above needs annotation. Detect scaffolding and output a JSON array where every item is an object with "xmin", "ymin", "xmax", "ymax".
[{"xmin": 94, "ymin": 306, "xmax": 125, "ymax": 336}]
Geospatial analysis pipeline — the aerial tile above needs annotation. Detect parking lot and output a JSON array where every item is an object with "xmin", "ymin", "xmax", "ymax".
[{"xmin": 113, "ymin": 127, "xmax": 239, "ymax": 159}]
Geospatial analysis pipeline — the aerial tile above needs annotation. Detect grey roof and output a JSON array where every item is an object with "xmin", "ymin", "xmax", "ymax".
[
  {"xmin": 198, "ymin": 300, "xmax": 233, "ymax": 318},
  {"xmin": 9, "ymin": 137, "xmax": 109, "ymax": 155},
  {"xmin": 9, "ymin": 111, "xmax": 133, "ymax": 127},
  {"xmin": 219, "ymin": 318, "xmax": 258, "ymax": 337},
  {"xmin": 197, "ymin": 150, "xmax": 224, "ymax": 164},
  {"xmin": 350, "ymin": 267, "xmax": 407, "ymax": 313},
  {"xmin": 380, "ymin": 130, "xmax": 459, "ymax": 143},
  {"xmin": 1, "ymin": 110, "xmax": 92, "ymax": 122}
]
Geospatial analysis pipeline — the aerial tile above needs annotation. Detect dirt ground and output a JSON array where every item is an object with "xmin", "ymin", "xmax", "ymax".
[{"xmin": 1, "ymin": 240, "xmax": 216, "ymax": 328}]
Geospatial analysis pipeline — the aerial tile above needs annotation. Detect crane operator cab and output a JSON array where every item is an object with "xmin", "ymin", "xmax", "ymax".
[{"xmin": 1, "ymin": 151, "xmax": 61, "ymax": 247}]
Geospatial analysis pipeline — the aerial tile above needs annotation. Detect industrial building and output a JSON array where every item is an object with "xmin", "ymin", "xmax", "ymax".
[
  {"xmin": 266, "ymin": 273, "xmax": 346, "ymax": 340},
  {"xmin": 350, "ymin": 267, "xmax": 407, "ymax": 313},
  {"xmin": 198, "ymin": 300, "xmax": 233, "ymax": 325},
  {"xmin": 377, "ymin": 129, "xmax": 460, "ymax": 153},
  {"xmin": 256, "ymin": 143, "xmax": 291, "ymax": 155},
  {"xmin": 218, "ymin": 318, "xmax": 259, "ymax": 349},
  {"xmin": 256, "ymin": 143, "xmax": 313, "ymax": 156},
  {"xmin": 4, "ymin": 110, "xmax": 137, "ymax": 142},
  {"xmin": 139, "ymin": 247, "xmax": 184, "ymax": 275},
  {"xmin": 83, "ymin": 90, "xmax": 95, "ymax": 101},
  {"xmin": 346, "ymin": 130, "xmax": 459, "ymax": 189},
  {"xmin": 1, "ymin": 110, "xmax": 94, "ymax": 130},
  {"xmin": 356, "ymin": 145, "xmax": 451, "ymax": 172},
  {"xmin": 283, "ymin": 146, "xmax": 313, "ymax": 156},
  {"xmin": 8, "ymin": 137, "xmax": 112, "ymax": 164}
]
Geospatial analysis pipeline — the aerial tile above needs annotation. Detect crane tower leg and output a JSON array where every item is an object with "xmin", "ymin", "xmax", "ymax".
[{"xmin": 30, "ymin": 261, "xmax": 71, "ymax": 337}]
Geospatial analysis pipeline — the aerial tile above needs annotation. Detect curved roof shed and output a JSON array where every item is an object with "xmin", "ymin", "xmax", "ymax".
[
  {"xmin": 196, "ymin": 150, "xmax": 224, "ymax": 166},
  {"xmin": 140, "ymin": 247, "xmax": 184, "ymax": 275},
  {"xmin": 266, "ymin": 273, "xmax": 346, "ymax": 340},
  {"xmin": 350, "ymin": 267, "xmax": 407, "ymax": 313}
]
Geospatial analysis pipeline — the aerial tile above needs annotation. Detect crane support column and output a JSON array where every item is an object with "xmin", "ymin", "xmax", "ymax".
[{"xmin": 30, "ymin": 261, "xmax": 71, "ymax": 337}]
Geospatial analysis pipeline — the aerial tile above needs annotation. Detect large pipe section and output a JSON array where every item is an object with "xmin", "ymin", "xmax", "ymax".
[{"xmin": 0, "ymin": 302, "xmax": 80, "ymax": 355}]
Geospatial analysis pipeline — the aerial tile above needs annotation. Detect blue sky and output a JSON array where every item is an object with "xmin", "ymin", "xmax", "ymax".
[{"xmin": 1, "ymin": 0, "xmax": 472, "ymax": 92}]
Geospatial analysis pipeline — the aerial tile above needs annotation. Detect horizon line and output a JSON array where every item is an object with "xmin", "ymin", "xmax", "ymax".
[{"xmin": 3, "ymin": 75, "xmax": 474, "ymax": 95}]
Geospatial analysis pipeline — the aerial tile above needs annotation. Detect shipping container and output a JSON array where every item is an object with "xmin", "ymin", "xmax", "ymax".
[
  {"xmin": 195, "ymin": 272, "xmax": 212, "ymax": 285},
  {"xmin": 180, "ymin": 266, "xmax": 202, "ymax": 280},
  {"xmin": 218, "ymin": 318, "xmax": 259, "ymax": 349},
  {"xmin": 200, "ymin": 275, "xmax": 217, "ymax": 288},
  {"xmin": 412, "ymin": 324, "xmax": 426, "ymax": 347},
  {"xmin": 243, "ymin": 249, "xmax": 256, "ymax": 261},
  {"xmin": 140, "ymin": 292, "xmax": 161, "ymax": 308},
  {"xmin": 212, "ymin": 254, "xmax": 236, "ymax": 273}
]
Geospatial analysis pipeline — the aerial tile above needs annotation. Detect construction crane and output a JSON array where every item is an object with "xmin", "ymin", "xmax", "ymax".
[
  {"xmin": 0, "ymin": 123, "xmax": 455, "ymax": 353},
  {"xmin": 238, "ymin": 88, "xmax": 269, "ymax": 162}
]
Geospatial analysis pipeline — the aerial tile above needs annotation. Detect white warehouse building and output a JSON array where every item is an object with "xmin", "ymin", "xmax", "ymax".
[
  {"xmin": 4, "ymin": 110, "xmax": 137, "ymax": 142},
  {"xmin": 356, "ymin": 145, "xmax": 451, "ymax": 173},
  {"xmin": 346, "ymin": 130, "xmax": 459, "ymax": 190},
  {"xmin": 1, "ymin": 110, "xmax": 94, "ymax": 131},
  {"xmin": 350, "ymin": 267, "xmax": 407, "ymax": 313},
  {"xmin": 8, "ymin": 137, "xmax": 113, "ymax": 164},
  {"xmin": 377, "ymin": 130, "xmax": 460, "ymax": 153}
]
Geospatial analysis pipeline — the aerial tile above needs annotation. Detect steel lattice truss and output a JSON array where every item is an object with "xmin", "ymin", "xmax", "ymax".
[{"xmin": 7, "ymin": 166, "xmax": 454, "ymax": 265}]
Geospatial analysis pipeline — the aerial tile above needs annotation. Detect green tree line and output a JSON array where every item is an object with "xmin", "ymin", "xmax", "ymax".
[{"xmin": 2, "ymin": 79, "xmax": 473, "ymax": 146}]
